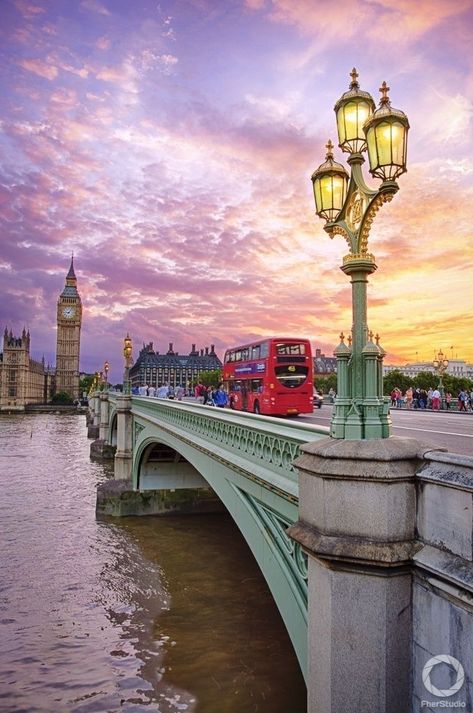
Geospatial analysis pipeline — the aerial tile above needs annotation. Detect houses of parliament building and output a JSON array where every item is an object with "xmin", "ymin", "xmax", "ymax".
[{"xmin": 0, "ymin": 258, "xmax": 82, "ymax": 411}]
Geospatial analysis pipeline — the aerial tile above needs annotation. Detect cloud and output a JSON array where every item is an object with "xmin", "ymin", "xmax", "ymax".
[
  {"xmin": 17, "ymin": 58, "xmax": 58, "ymax": 80},
  {"xmin": 96, "ymin": 35, "xmax": 111, "ymax": 50},
  {"xmin": 13, "ymin": 0, "xmax": 46, "ymax": 20},
  {"xmin": 417, "ymin": 91, "xmax": 473, "ymax": 143},
  {"xmin": 248, "ymin": 0, "xmax": 473, "ymax": 43},
  {"xmin": 80, "ymin": 0, "xmax": 111, "ymax": 16}
]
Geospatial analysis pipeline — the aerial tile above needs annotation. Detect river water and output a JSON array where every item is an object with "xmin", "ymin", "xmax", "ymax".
[{"xmin": 0, "ymin": 413, "xmax": 306, "ymax": 713}]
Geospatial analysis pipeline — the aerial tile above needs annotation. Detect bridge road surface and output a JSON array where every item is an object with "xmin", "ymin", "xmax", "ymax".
[{"xmin": 301, "ymin": 405, "xmax": 473, "ymax": 457}]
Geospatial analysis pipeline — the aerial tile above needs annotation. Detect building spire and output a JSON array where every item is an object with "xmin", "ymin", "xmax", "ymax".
[{"xmin": 66, "ymin": 253, "xmax": 76, "ymax": 280}]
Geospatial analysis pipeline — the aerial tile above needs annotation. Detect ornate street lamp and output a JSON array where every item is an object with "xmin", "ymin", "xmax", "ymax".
[
  {"xmin": 89, "ymin": 372, "xmax": 98, "ymax": 396},
  {"xmin": 311, "ymin": 68, "xmax": 409, "ymax": 439},
  {"xmin": 123, "ymin": 334, "xmax": 133, "ymax": 395},
  {"xmin": 103, "ymin": 361, "xmax": 110, "ymax": 387},
  {"xmin": 433, "ymin": 349, "xmax": 449, "ymax": 400}
]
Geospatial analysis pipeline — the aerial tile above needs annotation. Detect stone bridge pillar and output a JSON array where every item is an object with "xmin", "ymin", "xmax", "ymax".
[
  {"xmin": 93, "ymin": 392, "xmax": 100, "ymax": 429},
  {"xmin": 288, "ymin": 437, "xmax": 423, "ymax": 713},
  {"xmin": 114, "ymin": 394, "xmax": 133, "ymax": 481},
  {"xmin": 87, "ymin": 392, "xmax": 100, "ymax": 439},
  {"xmin": 90, "ymin": 391, "xmax": 115, "ymax": 459},
  {"xmin": 99, "ymin": 391, "xmax": 110, "ymax": 442}
]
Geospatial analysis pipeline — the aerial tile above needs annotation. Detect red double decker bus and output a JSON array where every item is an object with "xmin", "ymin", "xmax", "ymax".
[{"xmin": 222, "ymin": 337, "xmax": 313, "ymax": 416}]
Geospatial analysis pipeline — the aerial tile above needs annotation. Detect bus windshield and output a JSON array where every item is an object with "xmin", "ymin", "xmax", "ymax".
[{"xmin": 275, "ymin": 364, "xmax": 309, "ymax": 388}]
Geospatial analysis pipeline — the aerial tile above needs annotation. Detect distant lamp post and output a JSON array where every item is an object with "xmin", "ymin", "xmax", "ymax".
[
  {"xmin": 103, "ymin": 361, "xmax": 110, "ymax": 387},
  {"xmin": 433, "ymin": 350, "xmax": 449, "ymax": 399},
  {"xmin": 89, "ymin": 373, "xmax": 98, "ymax": 396},
  {"xmin": 311, "ymin": 68, "xmax": 409, "ymax": 439},
  {"xmin": 123, "ymin": 334, "xmax": 133, "ymax": 395}
]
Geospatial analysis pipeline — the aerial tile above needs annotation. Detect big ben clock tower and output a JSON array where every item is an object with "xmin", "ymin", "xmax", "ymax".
[{"xmin": 55, "ymin": 257, "xmax": 82, "ymax": 400}]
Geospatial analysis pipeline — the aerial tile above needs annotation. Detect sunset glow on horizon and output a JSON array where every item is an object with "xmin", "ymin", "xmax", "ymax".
[{"xmin": 1, "ymin": 0, "xmax": 472, "ymax": 380}]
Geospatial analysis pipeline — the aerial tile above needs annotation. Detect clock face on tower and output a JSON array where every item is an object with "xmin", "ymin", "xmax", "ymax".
[{"xmin": 62, "ymin": 306, "xmax": 75, "ymax": 319}]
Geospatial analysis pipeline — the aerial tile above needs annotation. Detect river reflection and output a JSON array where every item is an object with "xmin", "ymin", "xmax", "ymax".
[{"xmin": 0, "ymin": 413, "xmax": 306, "ymax": 712}]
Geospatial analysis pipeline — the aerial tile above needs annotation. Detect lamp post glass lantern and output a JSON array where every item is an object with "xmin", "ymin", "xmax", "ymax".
[{"xmin": 311, "ymin": 68, "xmax": 409, "ymax": 440}]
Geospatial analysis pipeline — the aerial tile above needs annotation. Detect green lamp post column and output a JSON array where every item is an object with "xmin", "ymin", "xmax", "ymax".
[
  {"xmin": 331, "ymin": 333, "xmax": 352, "ymax": 438},
  {"xmin": 433, "ymin": 349, "xmax": 449, "ymax": 402},
  {"xmin": 311, "ymin": 69, "xmax": 409, "ymax": 439}
]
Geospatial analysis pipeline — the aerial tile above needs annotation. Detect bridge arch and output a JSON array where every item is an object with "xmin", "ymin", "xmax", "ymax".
[
  {"xmin": 133, "ymin": 424, "xmax": 309, "ymax": 680},
  {"xmin": 137, "ymin": 439, "xmax": 208, "ymax": 491},
  {"xmin": 108, "ymin": 408, "xmax": 118, "ymax": 447}
]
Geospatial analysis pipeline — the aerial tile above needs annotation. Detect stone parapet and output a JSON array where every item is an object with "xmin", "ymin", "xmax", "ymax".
[
  {"xmin": 289, "ymin": 436, "xmax": 473, "ymax": 712},
  {"xmin": 291, "ymin": 437, "xmax": 433, "ymax": 557}
]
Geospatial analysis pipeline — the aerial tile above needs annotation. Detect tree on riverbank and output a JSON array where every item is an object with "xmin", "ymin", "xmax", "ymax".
[
  {"xmin": 51, "ymin": 391, "xmax": 74, "ymax": 405},
  {"xmin": 384, "ymin": 370, "xmax": 473, "ymax": 396}
]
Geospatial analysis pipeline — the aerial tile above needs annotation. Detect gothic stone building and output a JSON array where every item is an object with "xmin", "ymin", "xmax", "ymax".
[
  {"xmin": 130, "ymin": 342, "xmax": 222, "ymax": 390},
  {"xmin": 0, "ymin": 328, "xmax": 50, "ymax": 411}
]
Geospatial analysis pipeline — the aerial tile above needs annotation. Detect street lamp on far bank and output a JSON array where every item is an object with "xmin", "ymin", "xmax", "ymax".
[
  {"xmin": 311, "ymin": 68, "xmax": 409, "ymax": 440},
  {"xmin": 123, "ymin": 334, "xmax": 133, "ymax": 395},
  {"xmin": 103, "ymin": 361, "xmax": 110, "ymax": 388},
  {"xmin": 433, "ymin": 349, "xmax": 449, "ymax": 400}
]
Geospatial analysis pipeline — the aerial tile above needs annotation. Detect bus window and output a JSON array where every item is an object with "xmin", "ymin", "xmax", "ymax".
[
  {"xmin": 251, "ymin": 379, "xmax": 263, "ymax": 393},
  {"xmin": 276, "ymin": 343, "xmax": 306, "ymax": 356},
  {"xmin": 275, "ymin": 365, "xmax": 309, "ymax": 388},
  {"xmin": 251, "ymin": 345, "xmax": 261, "ymax": 360},
  {"xmin": 260, "ymin": 341, "xmax": 269, "ymax": 358}
]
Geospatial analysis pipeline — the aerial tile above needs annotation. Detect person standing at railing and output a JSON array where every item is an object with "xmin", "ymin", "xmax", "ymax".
[
  {"xmin": 431, "ymin": 388, "xmax": 441, "ymax": 411},
  {"xmin": 213, "ymin": 385, "xmax": 228, "ymax": 408},
  {"xmin": 157, "ymin": 384, "xmax": 169, "ymax": 398},
  {"xmin": 195, "ymin": 382, "xmax": 205, "ymax": 403},
  {"xmin": 419, "ymin": 389, "xmax": 428, "ymax": 409},
  {"xmin": 405, "ymin": 387, "xmax": 413, "ymax": 409}
]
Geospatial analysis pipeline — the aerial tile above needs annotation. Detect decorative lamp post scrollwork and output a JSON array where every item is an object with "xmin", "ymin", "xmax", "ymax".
[
  {"xmin": 433, "ymin": 349, "xmax": 449, "ymax": 401},
  {"xmin": 123, "ymin": 334, "xmax": 133, "ymax": 395},
  {"xmin": 311, "ymin": 68, "xmax": 409, "ymax": 439}
]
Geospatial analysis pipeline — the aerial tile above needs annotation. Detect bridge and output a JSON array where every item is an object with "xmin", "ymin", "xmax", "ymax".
[
  {"xmin": 90, "ymin": 390, "xmax": 473, "ymax": 712},
  {"xmin": 98, "ymin": 392, "xmax": 329, "ymax": 680}
]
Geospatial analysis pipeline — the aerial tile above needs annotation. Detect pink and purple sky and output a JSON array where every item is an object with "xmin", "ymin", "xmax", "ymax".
[{"xmin": 1, "ymin": 0, "xmax": 472, "ymax": 380}]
